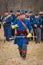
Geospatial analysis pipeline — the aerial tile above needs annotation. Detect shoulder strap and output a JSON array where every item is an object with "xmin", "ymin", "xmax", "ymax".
[
  {"xmin": 21, "ymin": 20, "xmax": 29, "ymax": 34},
  {"xmin": 3, "ymin": 15, "xmax": 11, "ymax": 21}
]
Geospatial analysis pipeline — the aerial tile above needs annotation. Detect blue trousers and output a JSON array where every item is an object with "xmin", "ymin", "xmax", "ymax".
[
  {"xmin": 37, "ymin": 27, "xmax": 41, "ymax": 43},
  {"xmin": 3, "ymin": 23, "xmax": 12, "ymax": 41},
  {"xmin": 18, "ymin": 43, "xmax": 27, "ymax": 58},
  {"xmin": 19, "ymin": 43, "xmax": 27, "ymax": 51},
  {"xmin": 34, "ymin": 27, "xmax": 41, "ymax": 43}
]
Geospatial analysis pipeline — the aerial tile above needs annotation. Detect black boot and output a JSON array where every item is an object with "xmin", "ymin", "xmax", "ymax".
[
  {"xmin": 21, "ymin": 52, "xmax": 26, "ymax": 60},
  {"xmin": 19, "ymin": 51, "xmax": 22, "ymax": 57}
]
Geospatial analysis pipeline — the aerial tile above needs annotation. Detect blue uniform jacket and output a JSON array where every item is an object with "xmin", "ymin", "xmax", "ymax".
[
  {"xmin": 33, "ymin": 16, "xmax": 42, "ymax": 27},
  {"xmin": 2, "ymin": 15, "xmax": 13, "ymax": 23},
  {"xmin": 13, "ymin": 19, "xmax": 32, "ymax": 46},
  {"xmin": 30, "ymin": 15, "xmax": 35, "ymax": 27}
]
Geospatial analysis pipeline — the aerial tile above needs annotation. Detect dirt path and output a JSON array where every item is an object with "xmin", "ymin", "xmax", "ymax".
[
  {"xmin": 0, "ymin": 27, "xmax": 43, "ymax": 65},
  {"xmin": 0, "ymin": 41, "xmax": 43, "ymax": 65}
]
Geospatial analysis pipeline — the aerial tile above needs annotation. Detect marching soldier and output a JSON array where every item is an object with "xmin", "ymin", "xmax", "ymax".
[
  {"xmin": 33, "ymin": 14, "xmax": 42, "ymax": 43},
  {"xmin": 29, "ymin": 11, "xmax": 35, "ymax": 27},
  {"xmin": 12, "ymin": 10, "xmax": 32, "ymax": 59},
  {"xmin": 9, "ymin": 10, "xmax": 16, "ymax": 37},
  {"xmin": 2, "ymin": 11, "xmax": 13, "ymax": 41}
]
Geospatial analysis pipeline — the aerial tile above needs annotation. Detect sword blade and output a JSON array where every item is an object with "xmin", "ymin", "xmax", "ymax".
[{"xmin": 14, "ymin": 36, "xmax": 37, "ymax": 38}]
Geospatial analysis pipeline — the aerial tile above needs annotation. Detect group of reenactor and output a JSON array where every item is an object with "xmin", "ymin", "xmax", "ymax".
[{"xmin": 0, "ymin": 10, "xmax": 43, "ymax": 59}]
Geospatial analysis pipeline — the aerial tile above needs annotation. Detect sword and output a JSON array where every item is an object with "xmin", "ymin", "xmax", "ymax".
[
  {"xmin": 14, "ymin": 36, "xmax": 37, "ymax": 38},
  {"xmin": 9, "ymin": 35, "xmax": 37, "ymax": 40},
  {"xmin": 14, "ymin": 33, "xmax": 37, "ymax": 38}
]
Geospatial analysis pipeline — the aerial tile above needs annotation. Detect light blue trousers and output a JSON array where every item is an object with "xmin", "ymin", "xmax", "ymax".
[{"xmin": 37, "ymin": 27, "xmax": 41, "ymax": 43}]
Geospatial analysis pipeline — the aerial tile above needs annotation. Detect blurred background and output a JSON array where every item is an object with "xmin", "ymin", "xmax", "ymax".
[{"xmin": 0, "ymin": 0, "xmax": 43, "ymax": 15}]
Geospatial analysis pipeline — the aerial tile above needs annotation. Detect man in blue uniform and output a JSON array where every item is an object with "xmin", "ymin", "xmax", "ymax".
[
  {"xmin": 25, "ymin": 10, "xmax": 30, "ymax": 20},
  {"xmin": 9, "ymin": 10, "xmax": 16, "ymax": 37},
  {"xmin": 2, "ymin": 11, "xmax": 13, "ymax": 41},
  {"xmin": 39, "ymin": 12, "xmax": 43, "ymax": 41},
  {"xmin": 29, "ymin": 11, "xmax": 35, "ymax": 27},
  {"xmin": 12, "ymin": 10, "xmax": 32, "ymax": 59},
  {"xmin": 16, "ymin": 10, "xmax": 20, "ymax": 17},
  {"xmin": 33, "ymin": 14, "xmax": 42, "ymax": 43},
  {"xmin": 39, "ymin": 12, "xmax": 43, "ymax": 25},
  {"xmin": 29, "ymin": 11, "xmax": 36, "ymax": 40}
]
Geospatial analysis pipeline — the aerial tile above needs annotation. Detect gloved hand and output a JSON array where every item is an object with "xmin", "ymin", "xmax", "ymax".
[
  {"xmin": 11, "ymin": 24, "xmax": 19, "ymax": 29},
  {"xmin": 26, "ymin": 33, "xmax": 32, "ymax": 38}
]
